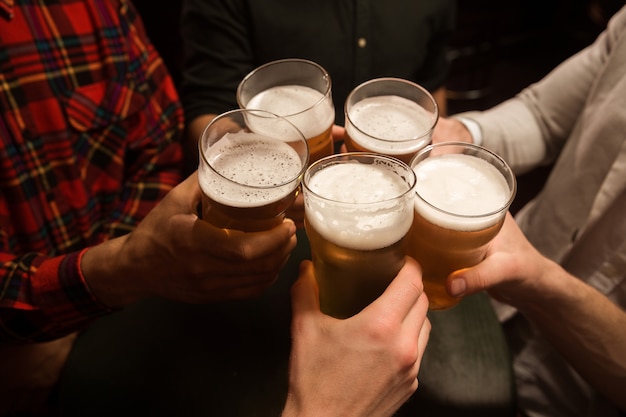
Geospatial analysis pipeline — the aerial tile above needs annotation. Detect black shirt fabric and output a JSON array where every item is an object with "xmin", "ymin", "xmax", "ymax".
[{"xmin": 180, "ymin": 0, "xmax": 456, "ymax": 125}]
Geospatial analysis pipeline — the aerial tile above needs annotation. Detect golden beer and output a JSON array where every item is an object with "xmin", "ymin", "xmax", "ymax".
[
  {"xmin": 408, "ymin": 143, "xmax": 516, "ymax": 310},
  {"xmin": 344, "ymin": 78, "xmax": 438, "ymax": 164},
  {"xmin": 238, "ymin": 59, "xmax": 335, "ymax": 163},
  {"xmin": 303, "ymin": 153, "xmax": 416, "ymax": 318},
  {"xmin": 303, "ymin": 123, "xmax": 334, "ymax": 163},
  {"xmin": 408, "ymin": 210, "xmax": 505, "ymax": 310},
  {"xmin": 198, "ymin": 110, "xmax": 308, "ymax": 232},
  {"xmin": 305, "ymin": 219, "xmax": 409, "ymax": 318}
]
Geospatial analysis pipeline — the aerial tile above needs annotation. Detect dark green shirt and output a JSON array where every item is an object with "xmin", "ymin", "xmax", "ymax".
[{"xmin": 180, "ymin": 0, "xmax": 456, "ymax": 125}]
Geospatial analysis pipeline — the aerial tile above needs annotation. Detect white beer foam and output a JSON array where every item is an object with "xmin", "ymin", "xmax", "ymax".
[
  {"xmin": 413, "ymin": 154, "xmax": 510, "ymax": 231},
  {"xmin": 346, "ymin": 95, "xmax": 433, "ymax": 154},
  {"xmin": 247, "ymin": 85, "xmax": 334, "ymax": 138},
  {"xmin": 199, "ymin": 132, "xmax": 302, "ymax": 207},
  {"xmin": 306, "ymin": 162, "xmax": 413, "ymax": 250}
]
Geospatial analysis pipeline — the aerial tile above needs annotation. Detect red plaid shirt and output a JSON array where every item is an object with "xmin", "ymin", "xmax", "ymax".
[{"xmin": 0, "ymin": 0, "xmax": 184, "ymax": 342}]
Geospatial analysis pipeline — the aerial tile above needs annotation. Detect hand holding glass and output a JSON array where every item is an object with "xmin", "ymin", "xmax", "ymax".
[
  {"xmin": 198, "ymin": 109, "xmax": 309, "ymax": 232},
  {"xmin": 408, "ymin": 142, "xmax": 516, "ymax": 310},
  {"xmin": 303, "ymin": 153, "xmax": 417, "ymax": 318}
]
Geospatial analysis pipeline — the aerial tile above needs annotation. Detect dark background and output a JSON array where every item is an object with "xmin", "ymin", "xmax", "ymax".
[{"xmin": 131, "ymin": 0, "xmax": 625, "ymax": 213}]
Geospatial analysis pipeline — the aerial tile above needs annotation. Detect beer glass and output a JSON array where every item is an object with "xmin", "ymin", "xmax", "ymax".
[
  {"xmin": 237, "ymin": 58, "xmax": 335, "ymax": 163},
  {"xmin": 198, "ymin": 109, "xmax": 309, "ymax": 232},
  {"xmin": 303, "ymin": 153, "xmax": 417, "ymax": 318},
  {"xmin": 344, "ymin": 77, "xmax": 439, "ymax": 164},
  {"xmin": 408, "ymin": 142, "xmax": 516, "ymax": 310}
]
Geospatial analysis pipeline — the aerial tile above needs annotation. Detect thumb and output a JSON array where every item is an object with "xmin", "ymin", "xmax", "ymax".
[
  {"xmin": 290, "ymin": 260, "xmax": 321, "ymax": 318},
  {"xmin": 446, "ymin": 255, "xmax": 508, "ymax": 298}
]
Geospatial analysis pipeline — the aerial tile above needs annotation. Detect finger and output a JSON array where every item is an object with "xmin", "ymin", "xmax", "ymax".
[
  {"xmin": 290, "ymin": 260, "xmax": 321, "ymax": 319},
  {"xmin": 332, "ymin": 124, "xmax": 345, "ymax": 143},
  {"xmin": 414, "ymin": 318, "xmax": 432, "ymax": 391},
  {"xmin": 447, "ymin": 254, "xmax": 511, "ymax": 298},
  {"xmin": 286, "ymin": 194, "xmax": 305, "ymax": 229},
  {"xmin": 292, "ymin": 192, "xmax": 304, "ymax": 209},
  {"xmin": 192, "ymin": 217, "xmax": 297, "ymax": 261},
  {"xmin": 194, "ymin": 240, "xmax": 294, "ymax": 282},
  {"xmin": 398, "ymin": 274, "xmax": 429, "ymax": 357},
  {"xmin": 217, "ymin": 273, "xmax": 280, "ymax": 300},
  {"xmin": 368, "ymin": 257, "xmax": 424, "ymax": 321},
  {"xmin": 189, "ymin": 272, "xmax": 280, "ymax": 303},
  {"xmin": 415, "ymin": 318, "xmax": 431, "ymax": 373},
  {"xmin": 204, "ymin": 243, "xmax": 294, "ymax": 281},
  {"xmin": 402, "ymin": 279, "xmax": 429, "ymax": 332},
  {"xmin": 169, "ymin": 171, "xmax": 203, "ymax": 212},
  {"xmin": 446, "ymin": 214, "xmax": 523, "ymax": 298},
  {"xmin": 235, "ymin": 222, "xmax": 298, "ymax": 260}
]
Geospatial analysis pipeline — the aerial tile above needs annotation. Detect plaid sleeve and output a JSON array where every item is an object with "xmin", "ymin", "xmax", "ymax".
[{"xmin": 0, "ymin": 249, "xmax": 114, "ymax": 342}]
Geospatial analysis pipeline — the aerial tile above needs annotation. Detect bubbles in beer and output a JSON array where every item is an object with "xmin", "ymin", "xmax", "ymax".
[
  {"xmin": 199, "ymin": 132, "xmax": 303, "ymax": 207},
  {"xmin": 413, "ymin": 154, "xmax": 510, "ymax": 231},
  {"xmin": 246, "ymin": 85, "xmax": 334, "ymax": 138},
  {"xmin": 346, "ymin": 95, "xmax": 434, "ymax": 154},
  {"xmin": 306, "ymin": 162, "xmax": 413, "ymax": 250}
]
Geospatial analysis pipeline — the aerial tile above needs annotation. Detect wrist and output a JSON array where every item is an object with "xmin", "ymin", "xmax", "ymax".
[
  {"xmin": 452, "ymin": 116, "xmax": 483, "ymax": 146},
  {"xmin": 513, "ymin": 258, "xmax": 568, "ymax": 315},
  {"xmin": 80, "ymin": 235, "xmax": 146, "ymax": 307}
]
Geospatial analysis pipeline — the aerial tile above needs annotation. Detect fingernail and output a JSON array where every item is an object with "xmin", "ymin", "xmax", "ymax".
[{"xmin": 450, "ymin": 278, "xmax": 466, "ymax": 297}]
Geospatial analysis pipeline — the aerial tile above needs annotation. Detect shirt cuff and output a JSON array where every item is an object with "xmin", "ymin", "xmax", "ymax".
[
  {"xmin": 453, "ymin": 116, "xmax": 483, "ymax": 146},
  {"xmin": 37, "ymin": 250, "xmax": 114, "ymax": 326}
]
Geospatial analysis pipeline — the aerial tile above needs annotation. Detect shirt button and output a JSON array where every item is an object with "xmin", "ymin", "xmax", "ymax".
[{"xmin": 357, "ymin": 37, "xmax": 367, "ymax": 48}]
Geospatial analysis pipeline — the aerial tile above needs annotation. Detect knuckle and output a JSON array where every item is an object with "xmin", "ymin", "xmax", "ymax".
[{"xmin": 397, "ymin": 342, "xmax": 419, "ymax": 370}]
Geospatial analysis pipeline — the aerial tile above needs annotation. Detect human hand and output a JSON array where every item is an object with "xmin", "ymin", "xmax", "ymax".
[
  {"xmin": 283, "ymin": 258, "xmax": 430, "ymax": 417},
  {"xmin": 332, "ymin": 124, "xmax": 346, "ymax": 143},
  {"xmin": 332, "ymin": 124, "xmax": 349, "ymax": 153},
  {"xmin": 82, "ymin": 172, "xmax": 297, "ymax": 306},
  {"xmin": 286, "ymin": 193, "xmax": 304, "ymax": 229},
  {"xmin": 431, "ymin": 117, "xmax": 473, "ymax": 144},
  {"xmin": 446, "ymin": 212, "xmax": 556, "ymax": 309}
]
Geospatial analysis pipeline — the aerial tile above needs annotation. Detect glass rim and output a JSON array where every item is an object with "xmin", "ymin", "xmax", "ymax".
[
  {"xmin": 303, "ymin": 152, "xmax": 417, "ymax": 205},
  {"xmin": 410, "ymin": 141, "xmax": 517, "ymax": 219},
  {"xmin": 344, "ymin": 77, "xmax": 439, "ymax": 143},
  {"xmin": 236, "ymin": 58, "xmax": 333, "ymax": 118},
  {"xmin": 199, "ymin": 108, "xmax": 309, "ymax": 190}
]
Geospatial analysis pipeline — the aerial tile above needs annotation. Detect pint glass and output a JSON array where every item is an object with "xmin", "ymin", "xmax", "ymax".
[
  {"xmin": 408, "ymin": 142, "xmax": 516, "ymax": 310},
  {"xmin": 344, "ymin": 78, "xmax": 438, "ymax": 164},
  {"xmin": 237, "ymin": 59, "xmax": 335, "ymax": 163},
  {"xmin": 303, "ymin": 153, "xmax": 417, "ymax": 318},
  {"xmin": 198, "ymin": 109, "xmax": 309, "ymax": 232}
]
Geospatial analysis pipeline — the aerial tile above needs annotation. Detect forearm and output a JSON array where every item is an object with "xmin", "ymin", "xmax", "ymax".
[
  {"xmin": 518, "ymin": 261, "xmax": 626, "ymax": 409},
  {"xmin": 455, "ymin": 100, "xmax": 547, "ymax": 174},
  {"xmin": 455, "ymin": 23, "xmax": 613, "ymax": 175}
]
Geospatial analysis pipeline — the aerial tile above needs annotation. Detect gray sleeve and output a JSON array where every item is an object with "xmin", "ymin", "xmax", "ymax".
[{"xmin": 454, "ymin": 8, "xmax": 622, "ymax": 174}]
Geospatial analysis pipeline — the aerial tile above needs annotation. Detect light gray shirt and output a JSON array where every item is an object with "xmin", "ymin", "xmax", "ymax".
[{"xmin": 458, "ymin": 6, "xmax": 626, "ymax": 417}]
